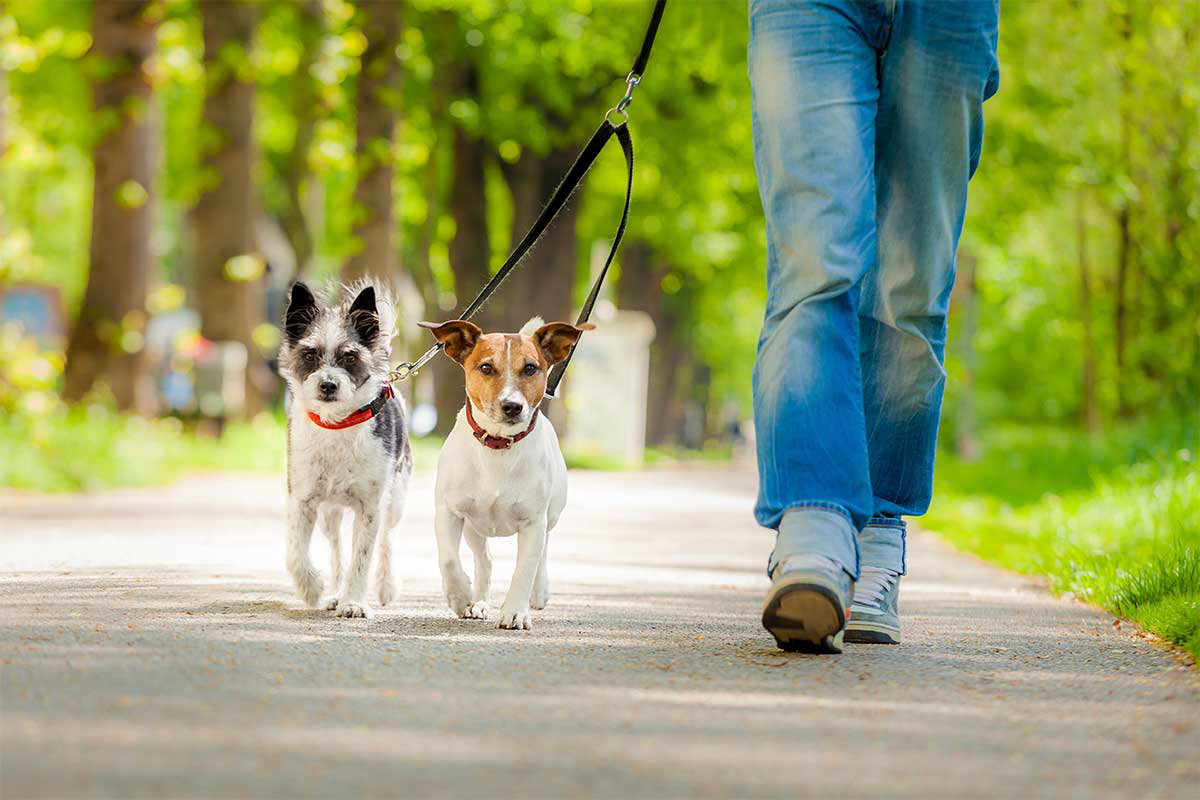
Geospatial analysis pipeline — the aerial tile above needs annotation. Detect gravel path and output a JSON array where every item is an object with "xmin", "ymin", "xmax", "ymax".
[{"xmin": 2, "ymin": 466, "xmax": 1197, "ymax": 799}]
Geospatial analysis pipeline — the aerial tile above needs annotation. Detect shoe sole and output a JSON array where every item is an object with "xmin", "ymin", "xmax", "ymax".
[
  {"xmin": 844, "ymin": 619, "xmax": 901, "ymax": 644},
  {"xmin": 762, "ymin": 576, "xmax": 847, "ymax": 654}
]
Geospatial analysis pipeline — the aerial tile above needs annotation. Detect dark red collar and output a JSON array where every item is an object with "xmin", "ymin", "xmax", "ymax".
[
  {"xmin": 465, "ymin": 400, "xmax": 538, "ymax": 450},
  {"xmin": 307, "ymin": 384, "xmax": 394, "ymax": 430}
]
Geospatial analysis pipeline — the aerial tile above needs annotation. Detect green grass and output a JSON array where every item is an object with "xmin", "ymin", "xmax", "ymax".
[
  {"xmin": 927, "ymin": 418, "xmax": 1200, "ymax": 661},
  {"xmin": 0, "ymin": 405, "xmax": 447, "ymax": 492},
  {"xmin": 0, "ymin": 405, "xmax": 289, "ymax": 492}
]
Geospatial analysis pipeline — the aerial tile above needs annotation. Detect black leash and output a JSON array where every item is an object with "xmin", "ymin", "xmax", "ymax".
[
  {"xmin": 392, "ymin": 0, "xmax": 667, "ymax": 399},
  {"xmin": 545, "ymin": 122, "xmax": 632, "ymax": 397}
]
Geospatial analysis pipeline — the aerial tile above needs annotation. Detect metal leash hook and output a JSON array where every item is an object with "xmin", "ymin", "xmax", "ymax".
[
  {"xmin": 605, "ymin": 72, "xmax": 640, "ymax": 126},
  {"xmin": 388, "ymin": 342, "xmax": 443, "ymax": 384}
]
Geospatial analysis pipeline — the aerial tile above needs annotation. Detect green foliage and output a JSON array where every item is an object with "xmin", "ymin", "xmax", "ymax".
[
  {"xmin": 954, "ymin": 0, "xmax": 1200, "ymax": 424},
  {"xmin": 0, "ymin": 1, "xmax": 93, "ymax": 303},
  {"xmin": 0, "ymin": 320, "xmax": 282, "ymax": 489},
  {"xmin": 0, "ymin": 401, "xmax": 287, "ymax": 492},
  {"xmin": 927, "ymin": 419, "xmax": 1200, "ymax": 659}
]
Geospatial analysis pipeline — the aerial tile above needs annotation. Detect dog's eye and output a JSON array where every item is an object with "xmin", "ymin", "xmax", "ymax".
[
  {"xmin": 479, "ymin": 363, "xmax": 494, "ymax": 376},
  {"xmin": 522, "ymin": 363, "xmax": 538, "ymax": 377},
  {"xmin": 338, "ymin": 351, "xmax": 358, "ymax": 366},
  {"xmin": 302, "ymin": 349, "xmax": 319, "ymax": 364}
]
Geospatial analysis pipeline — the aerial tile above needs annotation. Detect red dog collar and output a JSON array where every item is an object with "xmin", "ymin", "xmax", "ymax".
[
  {"xmin": 307, "ymin": 384, "xmax": 394, "ymax": 430},
  {"xmin": 465, "ymin": 400, "xmax": 538, "ymax": 450}
]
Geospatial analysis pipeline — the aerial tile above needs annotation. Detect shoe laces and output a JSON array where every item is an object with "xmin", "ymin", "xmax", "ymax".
[{"xmin": 854, "ymin": 566, "xmax": 898, "ymax": 610}]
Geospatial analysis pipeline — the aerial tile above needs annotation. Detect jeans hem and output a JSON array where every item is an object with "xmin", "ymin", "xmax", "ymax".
[
  {"xmin": 780, "ymin": 501, "xmax": 854, "ymax": 528},
  {"xmin": 771, "ymin": 505, "xmax": 861, "ymax": 579},
  {"xmin": 858, "ymin": 522, "xmax": 907, "ymax": 575}
]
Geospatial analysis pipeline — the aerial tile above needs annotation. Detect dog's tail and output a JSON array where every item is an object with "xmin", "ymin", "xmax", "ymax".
[{"xmin": 519, "ymin": 316, "xmax": 544, "ymax": 337}]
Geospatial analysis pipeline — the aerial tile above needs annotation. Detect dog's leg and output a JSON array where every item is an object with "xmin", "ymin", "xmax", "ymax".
[
  {"xmin": 463, "ymin": 526, "xmax": 492, "ymax": 619},
  {"xmin": 435, "ymin": 506, "xmax": 472, "ymax": 618},
  {"xmin": 530, "ymin": 541, "xmax": 550, "ymax": 610},
  {"xmin": 286, "ymin": 497, "xmax": 322, "ymax": 607},
  {"xmin": 332, "ymin": 498, "xmax": 383, "ymax": 619},
  {"xmin": 497, "ymin": 517, "xmax": 547, "ymax": 630},
  {"xmin": 374, "ymin": 493, "xmax": 404, "ymax": 607},
  {"xmin": 319, "ymin": 506, "xmax": 344, "ymax": 609}
]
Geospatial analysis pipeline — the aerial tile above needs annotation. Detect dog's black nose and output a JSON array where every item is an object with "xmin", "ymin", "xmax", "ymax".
[
  {"xmin": 500, "ymin": 400, "xmax": 523, "ymax": 419},
  {"xmin": 319, "ymin": 380, "xmax": 338, "ymax": 398}
]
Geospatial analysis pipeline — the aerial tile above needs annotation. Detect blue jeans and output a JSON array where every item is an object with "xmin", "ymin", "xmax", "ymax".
[{"xmin": 749, "ymin": 0, "xmax": 1000, "ymax": 577}]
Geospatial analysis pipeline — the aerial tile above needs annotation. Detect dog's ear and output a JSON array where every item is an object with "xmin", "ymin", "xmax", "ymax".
[
  {"xmin": 284, "ymin": 281, "xmax": 319, "ymax": 344},
  {"xmin": 533, "ymin": 321, "xmax": 595, "ymax": 365},
  {"xmin": 418, "ymin": 319, "xmax": 482, "ymax": 364},
  {"xmin": 348, "ymin": 286, "xmax": 380, "ymax": 345}
]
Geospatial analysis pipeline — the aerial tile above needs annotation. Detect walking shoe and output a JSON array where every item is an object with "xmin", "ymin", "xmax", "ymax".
[
  {"xmin": 845, "ymin": 566, "xmax": 901, "ymax": 644},
  {"xmin": 761, "ymin": 554, "xmax": 853, "ymax": 654}
]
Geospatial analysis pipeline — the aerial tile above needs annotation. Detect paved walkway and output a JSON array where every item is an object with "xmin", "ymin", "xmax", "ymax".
[{"xmin": 1, "ymin": 467, "xmax": 1197, "ymax": 799}]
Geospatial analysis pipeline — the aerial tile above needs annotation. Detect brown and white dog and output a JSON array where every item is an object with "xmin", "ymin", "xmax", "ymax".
[{"xmin": 419, "ymin": 316, "xmax": 592, "ymax": 629}]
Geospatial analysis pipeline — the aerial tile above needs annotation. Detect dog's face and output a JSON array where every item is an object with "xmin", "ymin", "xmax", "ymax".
[
  {"xmin": 420, "ymin": 318, "xmax": 593, "ymax": 430},
  {"xmin": 280, "ymin": 282, "xmax": 390, "ymax": 418}
]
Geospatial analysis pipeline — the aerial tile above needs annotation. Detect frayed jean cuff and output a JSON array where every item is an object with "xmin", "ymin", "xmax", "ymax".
[
  {"xmin": 859, "ymin": 518, "xmax": 906, "ymax": 575},
  {"xmin": 768, "ymin": 506, "xmax": 860, "ymax": 580}
]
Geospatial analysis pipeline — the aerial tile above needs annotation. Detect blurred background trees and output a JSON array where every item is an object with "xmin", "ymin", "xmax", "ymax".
[
  {"xmin": 1, "ymin": 0, "xmax": 1198, "ymax": 448},
  {"xmin": 61, "ymin": 0, "xmax": 157, "ymax": 410}
]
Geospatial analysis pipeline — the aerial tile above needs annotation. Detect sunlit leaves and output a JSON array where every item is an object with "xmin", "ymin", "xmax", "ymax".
[
  {"xmin": 115, "ymin": 179, "xmax": 149, "ymax": 209},
  {"xmin": 223, "ymin": 253, "xmax": 265, "ymax": 283}
]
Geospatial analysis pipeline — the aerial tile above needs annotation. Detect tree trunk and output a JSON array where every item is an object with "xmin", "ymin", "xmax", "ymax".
[
  {"xmin": 1113, "ymin": 3, "xmax": 1132, "ymax": 417},
  {"xmin": 342, "ymin": 1, "xmax": 402, "ymax": 284},
  {"xmin": 406, "ymin": 12, "xmax": 451, "ymax": 314},
  {"xmin": 954, "ymin": 249, "xmax": 981, "ymax": 460},
  {"xmin": 275, "ymin": 0, "xmax": 322, "ymax": 279},
  {"xmin": 616, "ymin": 241, "xmax": 684, "ymax": 446},
  {"xmin": 496, "ymin": 144, "xmax": 581, "ymax": 329},
  {"xmin": 1077, "ymin": 189, "xmax": 1099, "ymax": 432},
  {"xmin": 1114, "ymin": 202, "xmax": 1130, "ymax": 415},
  {"xmin": 63, "ymin": 0, "xmax": 157, "ymax": 410},
  {"xmin": 431, "ymin": 58, "xmax": 492, "ymax": 435},
  {"xmin": 190, "ymin": 1, "xmax": 266, "ymax": 415}
]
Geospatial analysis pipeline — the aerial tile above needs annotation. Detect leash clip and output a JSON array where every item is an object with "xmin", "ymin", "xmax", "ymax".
[
  {"xmin": 606, "ymin": 72, "xmax": 640, "ymax": 126},
  {"xmin": 617, "ymin": 72, "xmax": 641, "ymax": 113},
  {"xmin": 388, "ymin": 342, "xmax": 443, "ymax": 383}
]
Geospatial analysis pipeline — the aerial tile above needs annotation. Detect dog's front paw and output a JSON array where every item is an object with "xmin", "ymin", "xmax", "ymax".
[
  {"xmin": 334, "ymin": 600, "xmax": 374, "ymax": 619},
  {"xmin": 445, "ymin": 585, "xmax": 472, "ymax": 619},
  {"xmin": 293, "ymin": 569, "xmax": 324, "ymax": 607},
  {"xmin": 496, "ymin": 607, "xmax": 532, "ymax": 630},
  {"xmin": 465, "ymin": 601, "xmax": 490, "ymax": 620},
  {"xmin": 530, "ymin": 588, "xmax": 549, "ymax": 610},
  {"xmin": 377, "ymin": 578, "xmax": 398, "ymax": 607}
]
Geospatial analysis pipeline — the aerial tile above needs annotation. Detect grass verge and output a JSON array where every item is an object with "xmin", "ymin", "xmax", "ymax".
[
  {"xmin": 0, "ymin": 405, "xmax": 446, "ymax": 492},
  {"xmin": 0, "ymin": 405, "xmax": 288, "ymax": 492},
  {"xmin": 926, "ymin": 419, "xmax": 1200, "ymax": 661}
]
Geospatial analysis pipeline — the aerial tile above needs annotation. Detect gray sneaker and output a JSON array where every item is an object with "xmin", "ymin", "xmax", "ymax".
[
  {"xmin": 762, "ymin": 554, "xmax": 853, "ymax": 654},
  {"xmin": 845, "ymin": 566, "xmax": 901, "ymax": 644}
]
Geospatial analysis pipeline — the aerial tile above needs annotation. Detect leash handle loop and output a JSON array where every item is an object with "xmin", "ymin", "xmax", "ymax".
[{"xmin": 545, "ymin": 121, "xmax": 634, "ymax": 399}]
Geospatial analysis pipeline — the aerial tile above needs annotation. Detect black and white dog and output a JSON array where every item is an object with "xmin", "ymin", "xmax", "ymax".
[{"xmin": 278, "ymin": 280, "xmax": 412, "ymax": 618}]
